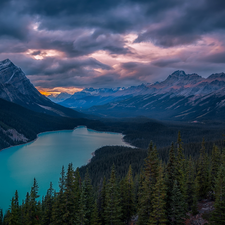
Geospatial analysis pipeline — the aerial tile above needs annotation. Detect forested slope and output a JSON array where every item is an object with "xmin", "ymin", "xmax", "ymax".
[{"xmin": 0, "ymin": 98, "xmax": 89, "ymax": 150}]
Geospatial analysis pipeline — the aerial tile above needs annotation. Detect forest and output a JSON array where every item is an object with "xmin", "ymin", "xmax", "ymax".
[{"xmin": 1, "ymin": 132, "xmax": 225, "ymax": 224}]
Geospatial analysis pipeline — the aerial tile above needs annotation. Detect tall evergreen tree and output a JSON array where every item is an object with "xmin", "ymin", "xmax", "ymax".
[
  {"xmin": 186, "ymin": 158, "xmax": 196, "ymax": 210},
  {"xmin": 210, "ymin": 165, "xmax": 225, "ymax": 224},
  {"xmin": 97, "ymin": 177, "xmax": 107, "ymax": 225},
  {"xmin": 149, "ymin": 164, "xmax": 167, "ymax": 225},
  {"xmin": 138, "ymin": 142, "xmax": 159, "ymax": 225},
  {"xmin": 63, "ymin": 163, "xmax": 77, "ymax": 224},
  {"xmin": 170, "ymin": 180, "xmax": 187, "ymax": 225},
  {"xmin": 52, "ymin": 166, "xmax": 67, "ymax": 225},
  {"xmin": 121, "ymin": 165, "xmax": 135, "ymax": 224},
  {"xmin": 42, "ymin": 182, "xmax": 54, "ymax": 225},
  {"xmin": 176, "ymin": 132, "xmax": 187, "ymax": 200},
  {"xmin": 210, "ymin": 145, "xmax": 221, "ymax": 199},
  {"xmin": 196, "ymin": 138, "xmax": 209, "ymax": 199},
  {"xmin": 78, "ymin": 170, "xmax": 93, "ymax": 225},
  {"xmin": 165, "ymin": 143, "xmax": 177, "ymax": 224},
  {"xmin": 105, "ymin": 165, "xmax": 122, "ymax": 225},
  {"xmin": 29, "ymin": 178, "xmax": 40, "ymax": 225},
  {"xmin": 10, "ymin": 190, "xmax": 20, "ymax": 225},
  {"xmin": 90, "ymin": 200, "xmax": 101, "ymax": 225}
]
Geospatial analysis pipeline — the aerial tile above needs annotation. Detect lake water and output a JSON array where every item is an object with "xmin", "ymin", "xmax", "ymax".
[{"xmin": 0, "ymin": 126, "xmax": 131, "ymax": 211}]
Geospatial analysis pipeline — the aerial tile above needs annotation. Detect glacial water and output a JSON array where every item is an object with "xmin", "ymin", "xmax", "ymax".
[{"xmin": 0, "ymin": 126, "xmax": 131, "ymax": 211}]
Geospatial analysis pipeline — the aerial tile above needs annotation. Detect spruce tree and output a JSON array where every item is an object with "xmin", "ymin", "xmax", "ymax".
[
  {"xmin": 165, "ymin": 143, "xmax": 177, "ymax": 224},
  {"xmin": 29, "ymin": 178, "xmax": 40, "ymax": 225},
  {"xmin": 186, "ymin": 158, "xmax": 195, "ymax": 210},
  {"xmin": 196, "ymin": 138, "xmax": 209, "ymax": 199},
  {"xmin": 42, "ymin": 182, "xmax": 54, "ymax": 225},
  {"xmin": 105, "ymin": 165, "xmax": 122, "ymax": 225},
  {"xmin": 210, "ymin": 165, "xmax": 225, "ymax": 224},
  {"xmin": 176, "ymin": 132, "xmax": 187, "ymax": 201},
  {"xmin": 210, "ymin": 145, "xmax": 221, "ymax": 199},
  {"xmin": 78, "ymin": 170, "xmax": 93, "ymax": 225},
  {"xmin": 97, "ymin": 177, "xmax": 107, "ymax": 225},
  {"xmin": 138, "ymin": 142, "xmax": 159, "ymax": 225},
  {"xmin": 7, "ymin": 190, "xmax": 20, "ymax": 225},
  {"xmin": 63, "ymin": 163, "xmax": 77, "ymax": 224},
  {"xmin": 149, "ymin": 164, "xmax": 167, "ymax": 225},
  {"xmin": 21, "ymin": 192, "xmax": 31, "ymax": 225},
  {"xmin": 52, "ymin": 166, "xmax": 67, "ymax": 225},
  {"xmin": 170, "ymin": 180, "xmax": 187, "ymax": 225},
  {"xmin": 90, "ymin": 200, "xmax": 101, "ymax": 225},
  {"xmin": 121, "ymin": 165, "xmax": 135, "ymax": 224}
]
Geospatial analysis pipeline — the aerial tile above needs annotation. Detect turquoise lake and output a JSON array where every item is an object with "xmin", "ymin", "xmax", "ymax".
[{"xmin": 0, "ymin": 126, "xmax": 131, "ymax": 211}]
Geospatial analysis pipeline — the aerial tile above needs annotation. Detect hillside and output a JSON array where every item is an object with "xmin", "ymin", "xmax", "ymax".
[
  {"xmin": 0, "ymin": 59, "xmax": 85, "ymax": 118},
  {"xmin": 0, "ymin": 98, "xmax": 89, "ymax": 150}
]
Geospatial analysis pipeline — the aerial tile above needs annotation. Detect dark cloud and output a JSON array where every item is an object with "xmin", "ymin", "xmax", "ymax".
[
  {"xmin": 202, "ymin": 52, "xmax": 225, "ymax": 64},
  {"xmin": 135, "ymin": 0, "xmax": 225, "ymax": 47},
  {"xmin": 0, "ymin": 0, "xmax": 225, "ymax": 89}
]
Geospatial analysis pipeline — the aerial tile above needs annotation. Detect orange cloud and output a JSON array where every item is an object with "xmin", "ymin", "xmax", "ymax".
[{"xmin": 37, "ymin": 87, "xmax": 83, "ymax": 96}]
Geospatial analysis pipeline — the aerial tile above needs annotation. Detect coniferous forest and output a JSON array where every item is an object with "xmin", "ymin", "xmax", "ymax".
[{"xmin": 1, "ymin": 133, "xmax": 225, "ymax": 224}]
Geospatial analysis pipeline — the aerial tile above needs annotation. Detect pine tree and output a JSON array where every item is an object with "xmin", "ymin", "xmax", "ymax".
[
  {"xmin": 121, "ymin": 165, "xmax": 135, "ymax": 224},
  {"xmin": 29, "ymin": 178, "xmax": 40, "ymax": 225},
  {"xmin": 149, "ymin": 164, "xmax": 167, "ymax": 225},
  {"xmin": 176, "ymin": 132, "xmax": 187, "ymax": 201},
  {"xmin": 210, "ymin": 145, "xmax": 221, "ymax": 199},
  {"xmin": 78, "ymin": 170, "xmax": 93, "ymax": 225},
  {"xmin": 8, "ymin": 190, "xmax": 20, "ymax": 225},
  {"xmin": 105, "ymin": 165, "xmax": 122, "ymax": 225},
  {"xmin": 63, "ymin": 163, "xmax": 77, "ymax": 224},
  {"xmin": 97, "ymin": 177, "xmax": 107, "ymax": 225},
  {"xmin": 21, "ymin": 192, "xmax": 31, "ymax": 225},
  {"xmin": 90, "ymin": 200, "xmax": 101, "ymax": 225},
  {"xmin": 74, "ymin": 167, "xmax": 82, "ymax": 222},
  {"xmin": 186, "ymin": 158, "xmax": 195, "ymax": 210},
  {"xmin": 170, "ymin": 180, "xmax": 187, "ymax": 225},
  {"xmin": 165, "ymin": 143, "xmax": 177, "ymax": 224},
  {"xmin": 138, "ymin": 142, "xmax": 159, "ymax": 225},
  {"xmin": 52, "ymin": 166, "xmax": 67, "ymax": 225},
  {"xmin": 210, "ymin": 165, "xmax": 225, "ymax": 224},
  {"xmin": 196, "ymin": 138, "xmax": 209, "ymax": 199},
  {"xmin": 42, "ymin": 182, "xmax": 54, "ymax": 225}
]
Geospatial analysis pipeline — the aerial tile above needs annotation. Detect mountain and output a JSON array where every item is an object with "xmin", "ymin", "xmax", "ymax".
[
  {"xmin": 60, "ymin": 70, "xmax": 225, "ymax": 121},
  {"xmin": 48, "ymin": 92, "xmax": 72, "ymax": 103},
  {"xmin": 0, "ymin": 98, "xmax": 91, "ymax": 150},
  {"xmin": 0, "ymin": 59, "xmax": 84, "ymax": 118},
  {"xmin": 60, "ymin": 84, "xmax": 149, "ymax": 109}
]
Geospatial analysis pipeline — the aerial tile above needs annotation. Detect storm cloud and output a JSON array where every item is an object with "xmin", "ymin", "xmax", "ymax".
[{"xmin": 0, "ymin": 0, "xmax": 224, "ymax": 91}]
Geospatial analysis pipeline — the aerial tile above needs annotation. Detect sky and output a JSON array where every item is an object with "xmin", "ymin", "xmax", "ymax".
[{"xmin": 0, "ymin": 0, "xmax": 225, "ymax": 95}]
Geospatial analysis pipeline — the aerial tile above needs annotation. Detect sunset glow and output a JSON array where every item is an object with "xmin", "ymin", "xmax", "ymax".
[{"xmin": 0, "ymin": 0, "xmax": 224, "ymax": 91}]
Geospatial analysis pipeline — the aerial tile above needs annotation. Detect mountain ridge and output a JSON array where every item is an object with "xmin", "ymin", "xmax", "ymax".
[
  {"xmin": 0, "ymin": 59, "xmax": 85, "ymax": 118},
  {"xmin": 58, "ymin": 70, "xmax": 225, "ymax": 121}
]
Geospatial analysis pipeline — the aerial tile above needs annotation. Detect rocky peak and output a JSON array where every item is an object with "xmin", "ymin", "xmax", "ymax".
[
  {"xmin": 167, "ymin": 70, "xmax": 186, "ymax": 79},
  {"xmin": 0, "ymin": 59, "xmax": 27, "ymax": 85},
  {"xmin": 208, "ymin": 72, "xmax": 225, "ymax": 80}
]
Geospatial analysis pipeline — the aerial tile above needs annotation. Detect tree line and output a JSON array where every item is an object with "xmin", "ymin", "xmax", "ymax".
[{"xmin": 1, "ymin": 132, "xmax": 225, "ymax": 224}]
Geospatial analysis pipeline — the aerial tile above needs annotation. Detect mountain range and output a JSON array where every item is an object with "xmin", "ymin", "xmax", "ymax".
[{"xmin": 59, "ymin": 70, "xmax": 225, "ymax": 121}]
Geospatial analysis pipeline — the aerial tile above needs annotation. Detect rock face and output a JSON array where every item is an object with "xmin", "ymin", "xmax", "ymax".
[{"xmin": 0, "ymin": 59, "xmax": 84, "ymax": 118}]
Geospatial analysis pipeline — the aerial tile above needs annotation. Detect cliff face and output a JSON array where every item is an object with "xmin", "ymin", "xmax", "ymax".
[{"xmin": 0, "ymin": 59, "xmax": 85, "ymax": 118}]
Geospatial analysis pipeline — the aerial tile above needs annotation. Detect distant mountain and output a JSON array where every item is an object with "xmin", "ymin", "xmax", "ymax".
[
  {"xmin": 48, "ymin": 92, "xmax": 72, "ymax": 103},
  {"xmin": 60, "ymin": 70, "xmax": 225, "ymax": 121},
  {"xmin": 0, "ymin": 59, "xmax": 84, "ymax": 118},
  {"xmin": 60, "ymin": 84, "xmax": 148, "ymax": 109}
]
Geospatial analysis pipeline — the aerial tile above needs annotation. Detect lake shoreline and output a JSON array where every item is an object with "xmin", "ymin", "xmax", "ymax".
[{"xmin": 0, "ymin": 125, "xmax": 132, "ymax": 154}]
